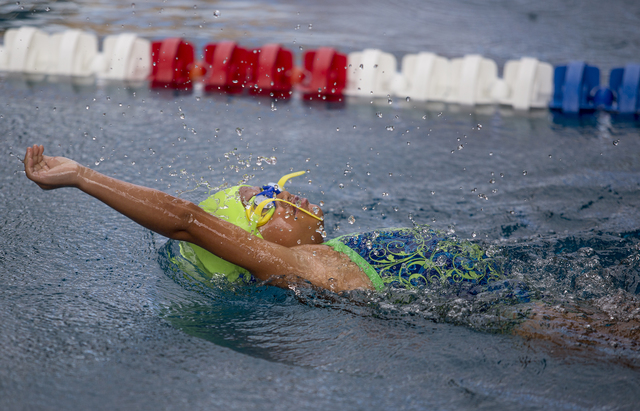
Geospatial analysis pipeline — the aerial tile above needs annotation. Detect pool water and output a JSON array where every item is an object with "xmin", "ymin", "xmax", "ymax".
[{"xmin": 2, "ymin": 0, "xmax": 640, "ymax": 409}]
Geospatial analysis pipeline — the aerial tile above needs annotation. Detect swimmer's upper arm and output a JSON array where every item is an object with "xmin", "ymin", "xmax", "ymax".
[
  {"xmin": 174, "ymin": 201, "xmax": 292, "ymax": 271},
  {"xmin": 176, "ymin": 202, "xmax": 373, "ymax": 292}
]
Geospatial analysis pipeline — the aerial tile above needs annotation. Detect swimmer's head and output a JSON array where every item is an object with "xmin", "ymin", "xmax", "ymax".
[
  {"xmin": 240, "ymin": 171, "xmax": 324, "ymax": 247},
  {"xmin": 244, "ymin": 171, "xmax": 323, "ymax": 227},
  {"xmin": 200, "ymin": 171, "xmax": 324, "ymax": 247}
]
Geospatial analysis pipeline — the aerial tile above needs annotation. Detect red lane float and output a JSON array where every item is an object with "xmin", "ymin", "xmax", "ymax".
[
  {"xmin": 248, "ymin": 44, "xmax": 293, "ymax": 98},
  {"xmin": 202, "ymin": 41, "xmax": 251, "ymax": 93},
  {"xmin": 297, "ymin": 47, "xmax": 346, "ymax": 101},
  {"xmin": 150, "ymin": 38, "xmax": 194, "ymax": 89}
]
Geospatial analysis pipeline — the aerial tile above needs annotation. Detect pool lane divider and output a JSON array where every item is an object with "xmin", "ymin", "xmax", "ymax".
[{"xmin": 0, "ymin": 26, "xmax": 639, "ymax": 116}]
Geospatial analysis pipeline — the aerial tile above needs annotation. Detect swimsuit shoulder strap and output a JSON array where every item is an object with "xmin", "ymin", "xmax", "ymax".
[{"xmin": 324, "ymin": 236, "xmax": 385, "ymax": 291}]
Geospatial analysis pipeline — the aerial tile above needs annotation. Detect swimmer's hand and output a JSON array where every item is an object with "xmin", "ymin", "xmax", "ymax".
[{"xmin": 24, "ymin": 145, "xmax": 80, "ymax": 190}]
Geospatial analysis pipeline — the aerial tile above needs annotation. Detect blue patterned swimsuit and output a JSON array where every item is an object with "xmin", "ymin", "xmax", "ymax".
[{"xmin": 324, "ymin": 226, "xmax": 502, "ymax": 292}]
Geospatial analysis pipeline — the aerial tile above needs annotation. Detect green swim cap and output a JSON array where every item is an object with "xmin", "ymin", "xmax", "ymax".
[{"xmin": 179, "ymin": 185, "xmax": 262, "ymax": 283}]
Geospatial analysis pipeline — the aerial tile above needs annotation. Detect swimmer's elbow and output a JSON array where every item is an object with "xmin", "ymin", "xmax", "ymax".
[{"xmin": 168, "ymin": 201, "xmax": 203, "ymax": 242}]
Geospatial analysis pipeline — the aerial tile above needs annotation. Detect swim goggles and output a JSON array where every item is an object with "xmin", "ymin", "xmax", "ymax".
[{"xmin": 245, "ymin": 171, "xmax": 324, "ymax": 227}]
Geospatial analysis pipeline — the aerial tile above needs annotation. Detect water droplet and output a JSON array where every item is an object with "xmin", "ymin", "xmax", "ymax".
[
  {"xmin": 348, "ymin": 215, "xmax": 355, "ymax": 224},
  {"xmin": 336, "ymin": 127, "xmax": 340, "ymax": 132},
  {"xmin": 376, "ymin": 112, "xmax": 382, "ymax": 118},
  {"xmin": 522, "ymin": 170, "xmax": 528, "ymax": 176},
  {"xmin": 457, "ymin": 144, "xmax": 463, "ymax": 150},
  {"xmin": 430, "ymin": 191, "xmax": 435, "ymax": 195},
  {"xmin": 476, "ymin": 123, "xmax": 482, "ymax": 129},
  {"xmin": 613, "ymin": 140, "xmax": 619, "ymax": 146},
  {"xmin": 387, "ymin": 97, "xmax": 393, "ymax": 105},
  {"xmin": 270, "ymin": 101, "xmax": 277, "ymax": 111},
  {"xmin": 382, "ymin": 192, "xmax": 389, "ymax": 197},
  {"xmin": 319, "ymin": 200, "xmax": 325, "ymax": 207},
  {"xmin": 308, "ymin": 23, "xmax": 313, "ymax": 29},
  {"xmin": 472, "ymin": 232, "xmax": 477, "ymax": 238},
  {"xmin": 359, "ymin": 64, "xmax": 364, "ymax": 69},
  {"xmin": 179, "ymin": 113, "xmax": 185, "ymax": 119},
  {"xmin": 338, "ymin": 183, "xmax": 344, "ymax": 189},
  {"xmin": 489, "ymin": 179, "xmax": 495, "ymax": 184},
  {"xmin": 213, "ymin": 10, "xmax": 220, "ymax": 17},
  {"xmin": 236, "ymin": 127, "xmax": 243, "ymax": 136},
  {"xmin": 386, "ymin": 126, "xmax": 394, "ymax": 131},
  {"xmin": 86, "ymin": 105, "xmax": 90, "ymax": 110}
]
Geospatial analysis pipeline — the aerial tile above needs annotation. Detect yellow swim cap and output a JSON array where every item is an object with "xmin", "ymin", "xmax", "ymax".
[{"xmin": 182, "ymin": 185, "xmax": 262, "ymax": 283}]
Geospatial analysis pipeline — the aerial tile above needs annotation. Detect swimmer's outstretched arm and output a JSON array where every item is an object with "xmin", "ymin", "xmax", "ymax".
[{"xmin": 24, "ymin": 145, "xmax": 372, "ymax": 292}]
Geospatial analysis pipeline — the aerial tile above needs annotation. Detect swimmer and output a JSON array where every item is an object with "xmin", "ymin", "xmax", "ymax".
[
  {"xmin": 23, "ymin": 144, "xmax": 369, "ymax": 292},
  {"xmin": 22, "ymin": 144, "xmax": 494, "ymax": 293},
  {"xmin": 23, "ymin": 145, "xmax": 640, "ymax": 354}
]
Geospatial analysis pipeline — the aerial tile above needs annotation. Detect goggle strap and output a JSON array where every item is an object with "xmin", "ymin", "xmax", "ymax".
[{"xmin": 249, "ymin": 197, "xmax": 323, "ymax": 226}]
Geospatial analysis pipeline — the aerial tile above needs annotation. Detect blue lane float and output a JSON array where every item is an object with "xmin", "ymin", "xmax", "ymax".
[
  {"xmin": 549, "ymin": 61, "xmax": 600, "ymax": 114},
  {"xmin": 609, "ymin": 64, "xmax": 640, "ymax": 115}
]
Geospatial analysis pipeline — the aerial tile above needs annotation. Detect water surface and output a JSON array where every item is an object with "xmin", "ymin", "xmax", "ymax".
[{"xmin": 2, "ymin": 0, "xmax": 640, "ymax": 409}]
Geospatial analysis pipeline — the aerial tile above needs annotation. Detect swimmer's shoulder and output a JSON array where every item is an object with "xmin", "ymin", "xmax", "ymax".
[{"xmin": 288, "ymin": 244, "xmax": 374, "ymax": 292}]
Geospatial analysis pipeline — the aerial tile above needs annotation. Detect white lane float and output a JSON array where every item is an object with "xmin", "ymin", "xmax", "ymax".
[
  {"xmin": 393, "ymin": 52, "xmax": 450, "ymax": 102},
  {"xmin": 0, "ymin": 27, "xmax": 51, "ymax": 75},
  {"xmin": 345, "ymin": 49, "xmax": 397, "ymax": 98},
  {"xmin": 94, "ymin": 33, "xmax": 151, "ymax": 81},
  {"xmin": 446, "ymin": 54, "xmax": 500, "ymax": 105},
  {"xmin": 494, "ymin": 57, "xmax": 553, "ymax": 110},
  {"xmin": 49, "ymin": 29, "xmax": 98, "ymax": 77}
]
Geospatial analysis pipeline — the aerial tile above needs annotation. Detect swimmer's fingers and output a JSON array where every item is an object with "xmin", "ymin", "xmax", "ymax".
[
  {"xmin": 26, "ymin": 144, "xmax": 46, "ymax": 173},
  {"xmin": 24, "ymin": 145, "xmax": 43, "ymax": 180},
  {"xmin": 25, "ymin": 145, "xmax": 51, "ymax": 190}
]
